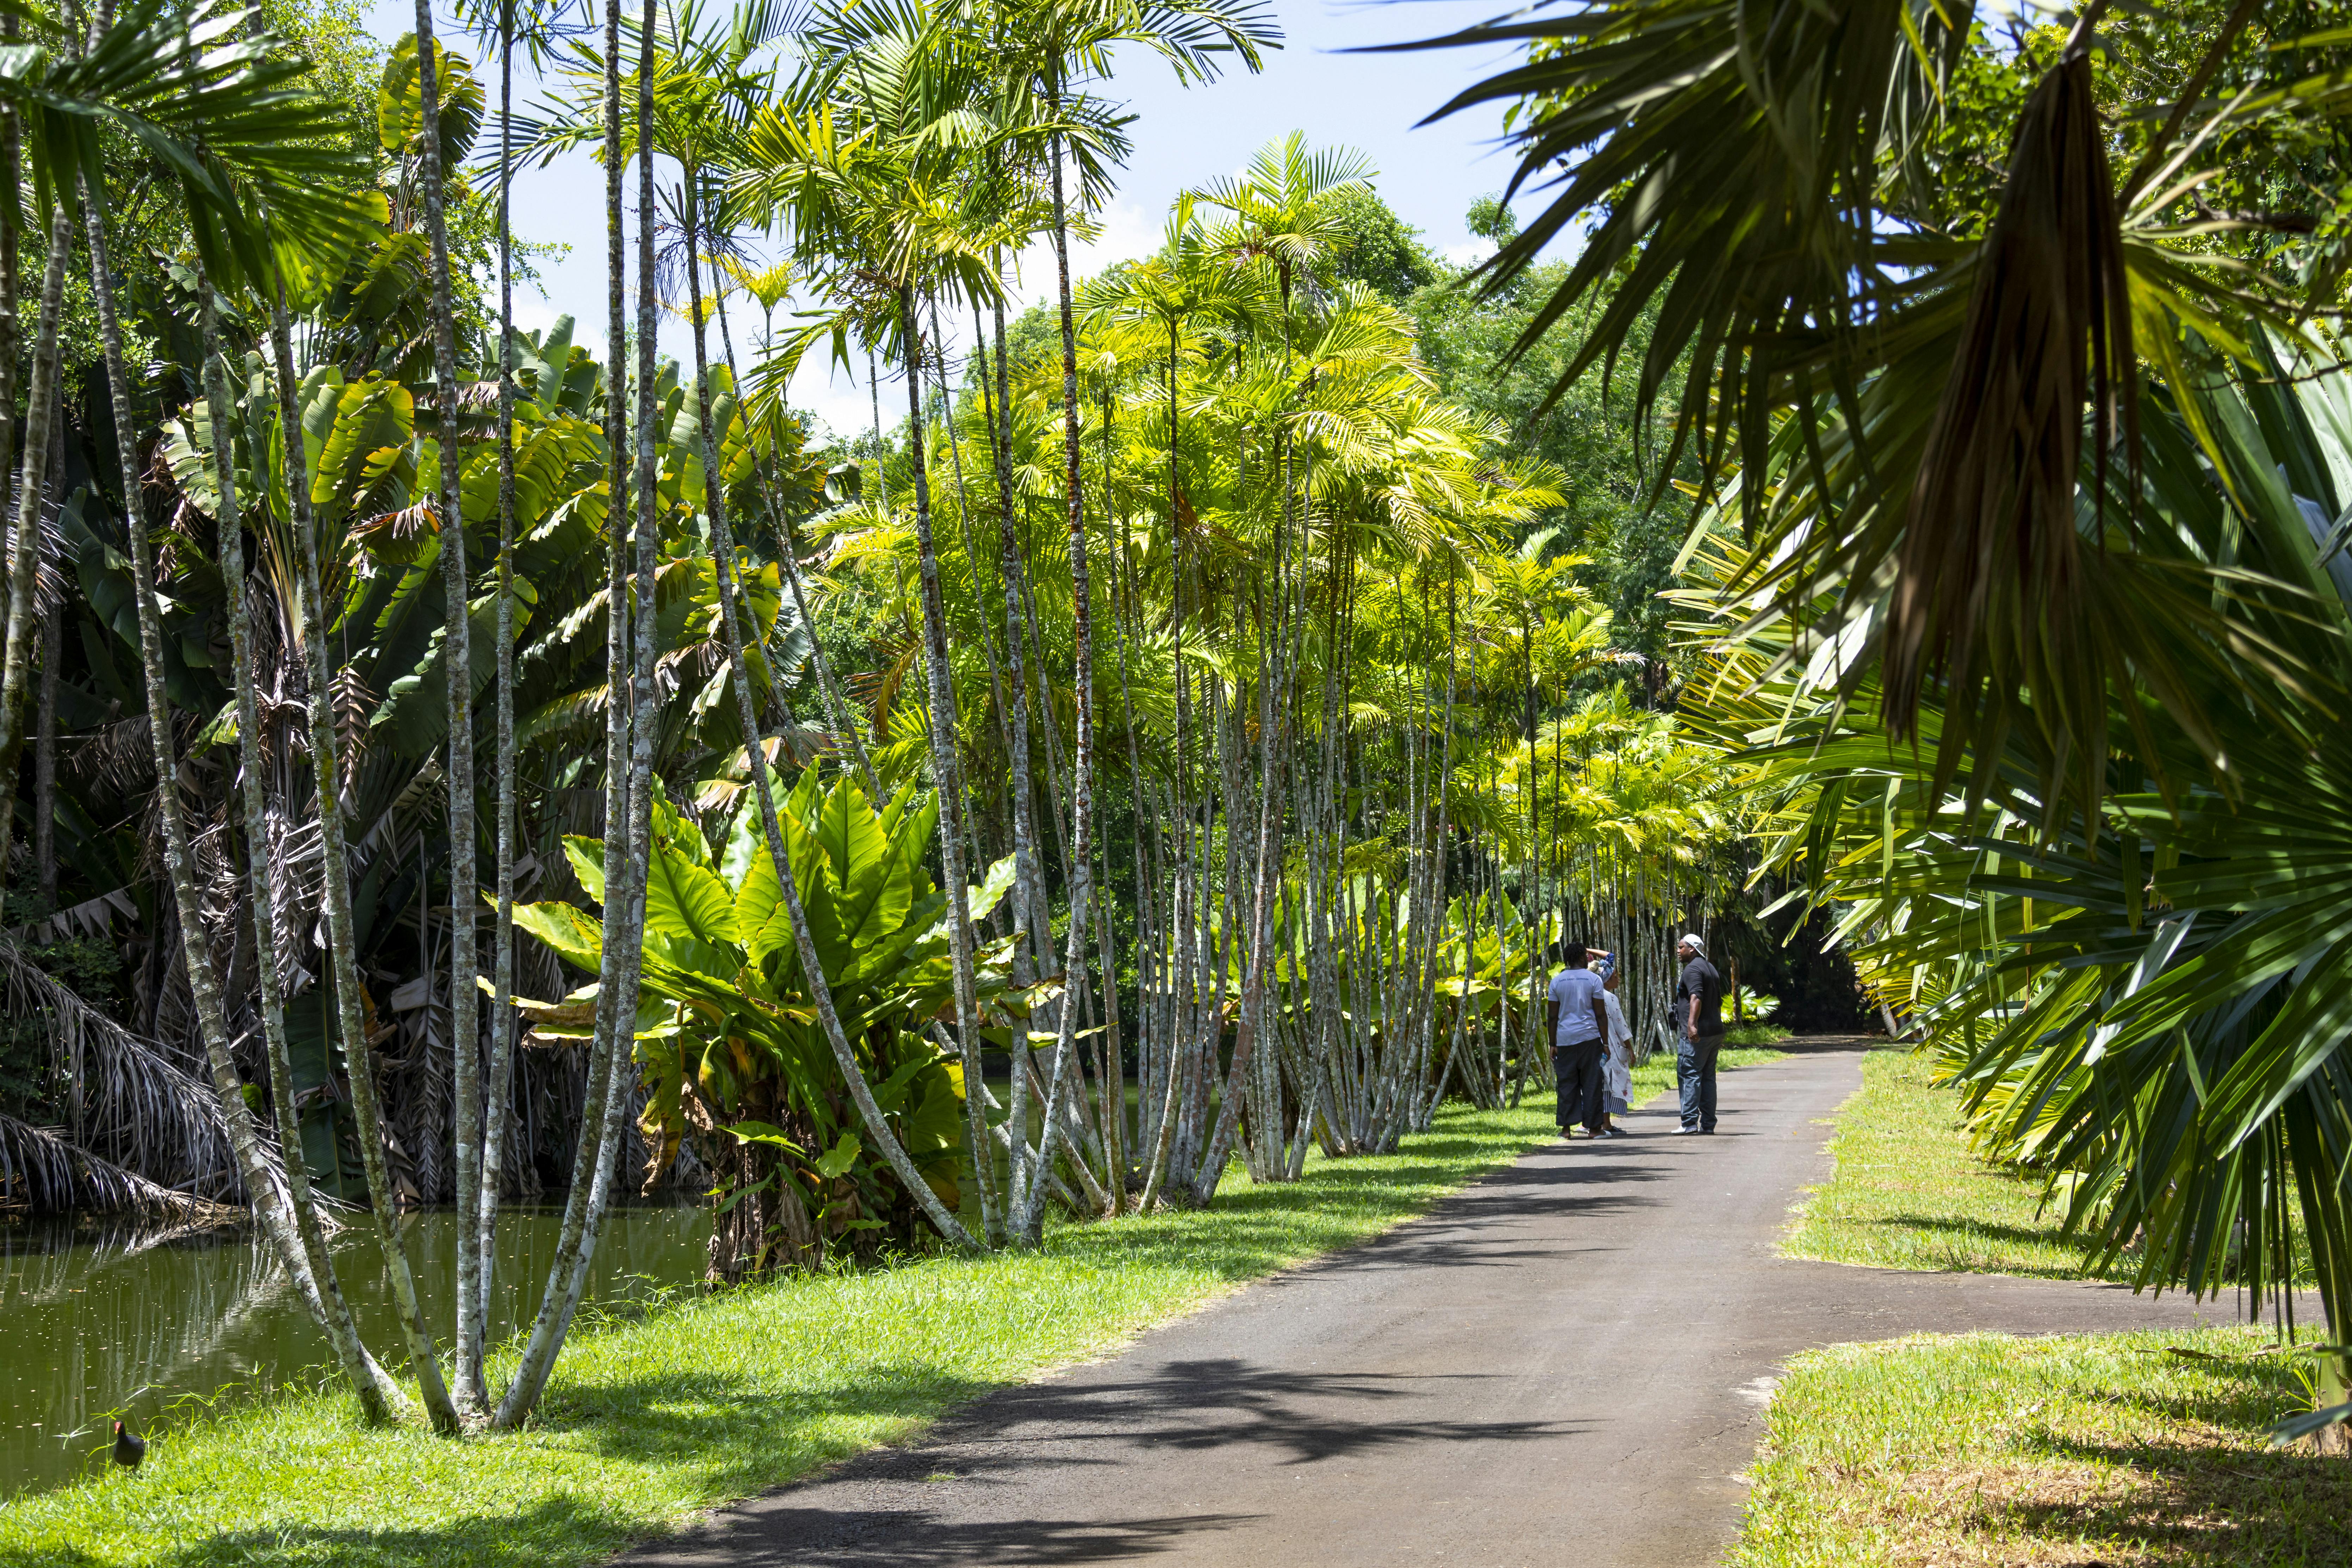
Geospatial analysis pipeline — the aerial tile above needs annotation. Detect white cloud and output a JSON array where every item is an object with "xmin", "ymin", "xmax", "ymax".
[{"xmin": 1443, "ymin": 240, "xmax": 1495, "ymax": 267}]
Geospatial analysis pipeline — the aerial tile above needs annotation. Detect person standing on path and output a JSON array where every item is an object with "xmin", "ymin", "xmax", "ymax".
[
  {"xmin": 1548, "ymin": 943, "xmax": 1617, "ymax": 1139},
  {"xmin": 1674, "ymin": 934, "xmax": 1725, "ymax": 1133},
  {"xmin": 1596, "ymin": 959, "xmax": 1634, "ymax": 1130}
]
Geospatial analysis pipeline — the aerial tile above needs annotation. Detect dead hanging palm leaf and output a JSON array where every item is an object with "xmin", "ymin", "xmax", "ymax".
[
  {"xmin": 1889, "ymin": 45, "xmax": 2136, "ymax": 817},
  {"xmin": 10, "ymin": 886, "xmax": 139, "ymax": 943},
  {"xmin": 0, "ymin": 1111, "xmax": 238, "ymax": 1219},
  {"xmin": 0, "ymin": 933, "xmax": 242, "ymax": 1198}
]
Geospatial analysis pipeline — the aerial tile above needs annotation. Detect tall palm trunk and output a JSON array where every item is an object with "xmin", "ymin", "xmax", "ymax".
[
  {"xmin": 0, "ymin": 69, "xmax": 28, "ymax": 893},
  {"xmin": 1019, "ymin": 111, "xmax": 1100, "ymax": 1244},
  {"xmin": 493, "ymin": 0, "xmax": 641, "ymax": 1428},
  {"xmin": 0, "ymin": 18, "xmax": 14, "ymax": 608},
  {"xmin": 34, "ymin": 580, "xmax": 58, "ymax": 909},
  {"xmin": 754, "ymin": 304, "xmax": 876, "ymax": 797},
  {"xmin": 411, "ymin": 6, "xmax": 484, "ymax": 1416},
  {"xmin": 986, "ymin": 297, "xmax": 1038, "ymax": 1218},
  {"xmin": 1195, "ymin": 533, "xmax": 1292, "ymax": 1201},
  {"xmin": 0, "ymin": 201, "xmax": 70, "ymax": 909},
  {"xmin": 207, "ymin": 278, "xmax": 399, "ymax": 1421},
  {"xmin": 892, "ymin": 282, "xmax": 996, "ymax": 1245},
  {"xmin": 465, "ymin": 0, "xmax": 523, "ymax": 1416}
]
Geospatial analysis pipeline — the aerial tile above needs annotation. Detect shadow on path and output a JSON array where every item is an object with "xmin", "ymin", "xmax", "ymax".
[{"xmin": 615, "ymin": 1040, "xmax": 2255, "ymax": 1568}]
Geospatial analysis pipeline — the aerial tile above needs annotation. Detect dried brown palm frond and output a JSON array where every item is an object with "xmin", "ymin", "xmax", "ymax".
[
  {"xmin": 329, "ymin": 667, "xmax": 376, "ymax": 800},
  {"xmin": 7, "ymin": 486, "xmax": 72, "ymax": 619},
  {"xmin": 0, "ymin": 1112, "xmax": 238, "ymax": 1220},
  {"xmin": 69, "ymin": 713, "xmax": 159, "ymax": 795},
  {"xmin": 0, "ymin": 934, "xmax": 242, "ymax": 1198},
  {"xmin": 1889, "ymin": 48, "xmax": 2136, "ymax": 810},
  {"xmin": 9, "ymin": 886, "xmax": 138, "ymax": 943}
]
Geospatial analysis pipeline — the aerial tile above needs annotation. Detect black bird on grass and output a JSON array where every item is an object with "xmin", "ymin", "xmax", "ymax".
[{"xmin": 111, "ymin": 1420, "xmax": 146, "ymax": 1469}]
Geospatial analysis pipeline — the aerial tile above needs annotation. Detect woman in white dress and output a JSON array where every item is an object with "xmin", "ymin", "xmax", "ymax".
[{"xmin": 1592, "ymin": 959, "xmax": 1634, "ymax": 1134}]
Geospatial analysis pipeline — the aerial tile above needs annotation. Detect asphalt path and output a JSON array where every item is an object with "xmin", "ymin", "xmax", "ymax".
[{"xmin": 621, "ymin": 1038, "xmax": 2250, "ymax": 1568}]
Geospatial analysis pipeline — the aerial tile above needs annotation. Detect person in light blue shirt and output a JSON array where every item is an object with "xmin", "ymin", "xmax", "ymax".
[{"xmin": 1546, "ymin": 943, "xmax": 1618, "ymax": 1139}]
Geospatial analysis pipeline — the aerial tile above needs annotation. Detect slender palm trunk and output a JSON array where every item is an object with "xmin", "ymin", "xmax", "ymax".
[
  {"xmin": 0, "ymin": 202, "xmax": 69, "ymax": 909},
  {"xmin": 411, "ymin": 6, "xmax": 483, "ymax": 1417},
  {"xmin": 0, "ymin": 18, "xmax": 15, "ymax": 642},
  {"xmin": 868, "ymin": 346, "xmax": 890, "ymax": 512},
  {"xmin": 467, "ymin": 0, "xmax": 523, "ymax": 1414},
  {"xmin": 493, "ymin": 0, "xmax": 639, "ymax": 1428},
  {"xmin": 1019, "ymin": 116, "xmax": 1100, "ymax": 1243},
  {"xmin": 755, "ymin": 305, "xmax": 876, "ymax": 797},
  {"xmin": 0, "ymin": 73, "xmax": 27, "ymax": 892},
  {"xmin": 34, "ymin": 581, "xmax": 58, "ymax": 909},
  {"xmin": 893, "ymin": 283, "xmax": 996, "ymax": 1245},
  {"xmin": 985, "ymin": 299, "xmax": 1038, "ymax": 1217}
]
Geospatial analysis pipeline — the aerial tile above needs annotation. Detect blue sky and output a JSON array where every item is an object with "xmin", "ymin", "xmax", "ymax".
[{"xmin": 357, "ymin": 0, "xmax": 1529, "ymax": 438}]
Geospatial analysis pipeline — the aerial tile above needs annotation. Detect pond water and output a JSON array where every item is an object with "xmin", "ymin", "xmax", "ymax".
[{"xmin": 0, "ymin": 1203, "xmax": 713, "ymax": 1496}]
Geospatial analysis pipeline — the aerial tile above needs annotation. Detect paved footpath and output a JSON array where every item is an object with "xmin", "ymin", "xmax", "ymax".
[{"xmin": 623, "ymin": 1039, "xmax": 2249, "ymax": 1568}]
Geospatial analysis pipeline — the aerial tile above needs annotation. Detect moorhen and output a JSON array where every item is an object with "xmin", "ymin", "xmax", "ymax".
[{"xmin": 112, "ymin": 1420, "xmax": 146, "ymax": 1469}]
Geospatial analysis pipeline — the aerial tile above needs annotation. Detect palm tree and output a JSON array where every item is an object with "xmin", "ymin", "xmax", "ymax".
[
  {"xmin": 1687, "ymin": 347, "xmax": 2352, "ymax": 1427},
  {"xmin": 1407, "ymin": 0, "xmax": 2352, "ymax": 1430},
  {"xmin": 494, "ymin": 0, "xmax": 659, "ymax": 1429},
  {"xmin": 988, "ymin": 0, "xmax": 1275, "ymax": 1237},
  {"xmin": 1183, "ymin": 134, "xmax": 1371, "ymax": 1202},
  {"xmin": 399, "ymin": 6, "xmax": 486, "ymax": 1425},
  {"xmin": 195, "ymin": 271, "xmax": 404, "ymax": 1423},
  {"xmin": 732, "ymin": 0, "xmax": 1011, "ymax": 1250},
  {"xmin": 449, "ymin": 0, "xmax": 584, "ymax": 1418}
]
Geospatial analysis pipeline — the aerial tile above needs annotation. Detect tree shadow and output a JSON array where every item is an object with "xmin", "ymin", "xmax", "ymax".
[
  {"xmin": 909, "ymin": 1356, "xmax": 1579, "ymax": 1469},
  {"xmin": 1946, "ymin": 1435, "xmax": 2352, "ymax": 1564},
  {"xmin": 607, "ymin": 1358, "xmax": 1581, "ymax": 1563},
  {"xmin": 637, "ymin": 1507, "xmax": 1263, "ymax": 1566},
  {"xmin": 1857, "ymin": 1212, "xmax": 2117, "ymax": 1279},
  {"xmin": 528, "ymin": 1360, "xmax": 1003, "ymax": 1495}
]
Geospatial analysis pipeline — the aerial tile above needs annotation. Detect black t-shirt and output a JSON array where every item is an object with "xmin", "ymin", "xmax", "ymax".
[{"xmin": 1675, "ymin": 956, "xmax": 1724, "ymax": 1039}]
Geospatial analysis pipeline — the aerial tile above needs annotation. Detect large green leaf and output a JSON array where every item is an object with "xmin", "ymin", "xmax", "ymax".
[
  {"xmin": 562, "ymin": 834, "xmax": 609, "ymax": 905},
  {"xmin": 376, "ymin": 32, "xmax": 483, "ymax": 170},
  {"xmin": 512, "ymin": 899, "xmax": 604, "ymax": 971},
  {"xmin": 719, "ymin": 767, "xmax": 789, "ymax": 888},
  {"xmin": 644, "ymin": 843, "xmax": 740, "ymax": 949},
  {"xmin": 815, "ymin": 773, "xmax": 908, "ymax": 955}
]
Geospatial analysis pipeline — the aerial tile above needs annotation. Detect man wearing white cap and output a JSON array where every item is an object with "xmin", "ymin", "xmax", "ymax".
[{"xmin": 1673, "ymin": 933, "xmax": 1726, "ymax": 1134}]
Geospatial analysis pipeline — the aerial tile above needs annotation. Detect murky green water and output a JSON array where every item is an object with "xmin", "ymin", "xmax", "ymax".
[{"xmin": 0, "ymin": 1204, "xmax": 712, "ymax": 1496}]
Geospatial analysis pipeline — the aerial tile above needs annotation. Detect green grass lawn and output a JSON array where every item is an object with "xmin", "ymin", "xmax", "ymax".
[
  {"xmin": 1733, "ymin": 1327, "xmax": 2352, "ymax": 1567},
  {"xmin": 1785, "ymin": 1045, "xmax": 2109, "ymax": 1279},
  {"xmin": 1, "ymin": 1101, "xmax": 1564, "ymax": 1568}
]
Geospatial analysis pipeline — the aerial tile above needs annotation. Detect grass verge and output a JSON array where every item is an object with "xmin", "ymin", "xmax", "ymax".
[
  {"xmin": 1785, "ymin": 1045, "xmax": 2103, "ymax": 1279},
  {"xmin": 1733, "ymin": 1328, "xmax": 2352, "ymax": 1567},
  {"xmin": 2, "ymin": 1101, "xmax": 1561, "ymax": 1568}
]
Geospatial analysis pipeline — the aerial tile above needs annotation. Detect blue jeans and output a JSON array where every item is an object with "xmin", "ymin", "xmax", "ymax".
[{"xmin": 1678, "ymin": 1035, "xmax": 1723, "ymax": 1131}]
